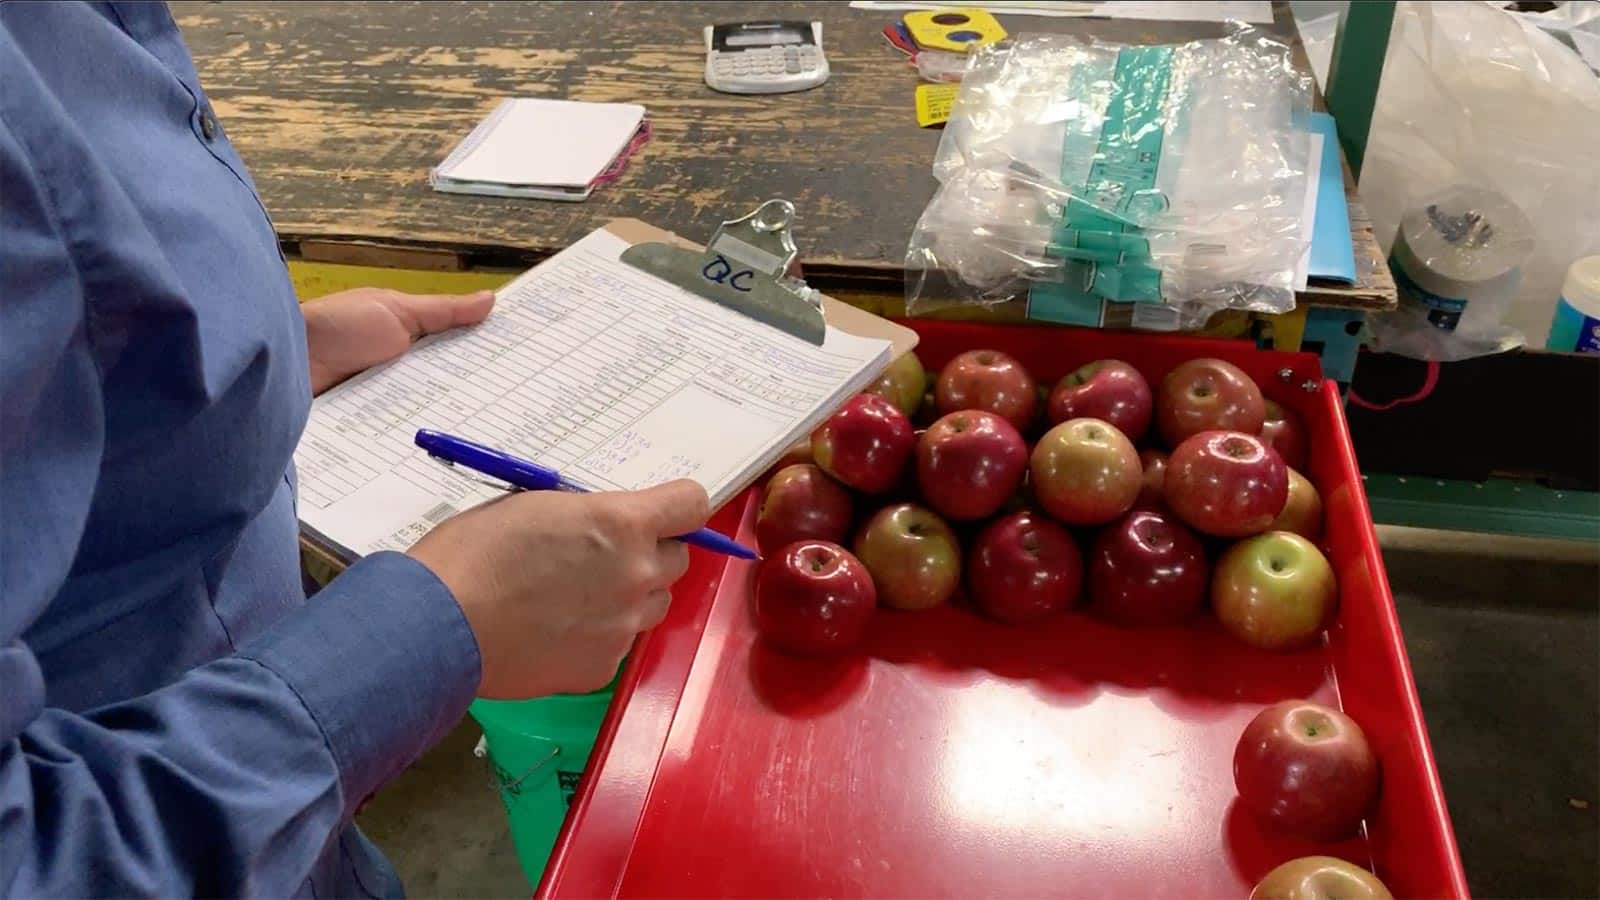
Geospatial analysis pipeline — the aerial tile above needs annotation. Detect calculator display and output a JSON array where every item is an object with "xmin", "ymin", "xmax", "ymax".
[{"xmin": 712, "ymin": 22, "xmax": 817, "ymax": 51}]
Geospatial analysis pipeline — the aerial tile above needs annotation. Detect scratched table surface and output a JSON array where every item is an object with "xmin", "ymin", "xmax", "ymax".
[{"xmin": 172, "ymin": 0, "xmax": 1394, "ymax": 311}]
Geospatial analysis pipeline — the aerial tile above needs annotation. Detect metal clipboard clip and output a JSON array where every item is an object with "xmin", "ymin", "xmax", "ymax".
[{"xmin": 620, "ymin": 199, "xmax": 827, "ymax": 345}]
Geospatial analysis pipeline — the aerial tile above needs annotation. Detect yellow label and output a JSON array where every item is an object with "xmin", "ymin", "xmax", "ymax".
[{"xmin": 915, "ymin": 83, "xmax": 960, "ymax": 127}]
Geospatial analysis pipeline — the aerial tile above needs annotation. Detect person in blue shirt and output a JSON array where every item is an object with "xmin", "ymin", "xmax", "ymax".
[{"xmin": 0, "ymin": 4, "xmax": 710, "ymax": 896}]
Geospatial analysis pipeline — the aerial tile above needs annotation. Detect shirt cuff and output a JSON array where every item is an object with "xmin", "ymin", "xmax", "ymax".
[{"xmin": 238, "ymin": 551, "xmax": 481, "ymax": 809}]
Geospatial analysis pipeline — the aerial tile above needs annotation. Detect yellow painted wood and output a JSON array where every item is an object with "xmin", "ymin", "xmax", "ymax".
[
  {"xmin": 289, "ymin": 259, "xmax": 517, "ymax": 303},
  {"xmin": 1262, "ymin": 304, "xmax": 1310, "ymax": 352}
]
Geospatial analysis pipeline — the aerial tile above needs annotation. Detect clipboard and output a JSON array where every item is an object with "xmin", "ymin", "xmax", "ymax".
[{"xmin": 299, "ymin": 202, "xmax": 917, "ymax": 580}]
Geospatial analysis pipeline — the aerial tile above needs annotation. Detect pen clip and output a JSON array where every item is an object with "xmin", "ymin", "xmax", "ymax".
[{"xmin": 426, "ymin": 454, "xmax": 520, "ymax": 494}]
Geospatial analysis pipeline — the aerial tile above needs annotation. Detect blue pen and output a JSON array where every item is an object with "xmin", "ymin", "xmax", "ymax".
[{"xmin": 414, "ymin": 429, "xmax": 759, "ymax": 560}]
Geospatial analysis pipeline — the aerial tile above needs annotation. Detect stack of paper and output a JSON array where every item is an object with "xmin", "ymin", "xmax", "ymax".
[{"xmin": 430, "ymin": 98, "xmax": 648, "ymax": 201}]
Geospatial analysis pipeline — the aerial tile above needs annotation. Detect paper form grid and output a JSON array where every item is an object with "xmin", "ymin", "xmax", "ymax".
[{"xmin": 295, "ymin": 229, "xmax": 888, "ymax": 556}]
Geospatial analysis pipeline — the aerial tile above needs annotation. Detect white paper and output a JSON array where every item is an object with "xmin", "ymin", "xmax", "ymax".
[
  {"xmin": 1293, "ymin": 132, "xmax": 1324, "ymax": 291},
  {"xmin": 295, "ymin": 229, "xmax": 890, "ymax": 557},
  {"xmin": 436, "ymin": 99, "xmax": 644, "ymax": 188},
  {"xmin": 848, "ymin": 0, "xmax": 1273, "ymax": 24}
]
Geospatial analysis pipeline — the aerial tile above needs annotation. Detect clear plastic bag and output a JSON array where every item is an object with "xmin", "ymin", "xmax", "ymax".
[{"xmin": 907, "ymin": 26, "xmax": 1313, "ymax": 328}]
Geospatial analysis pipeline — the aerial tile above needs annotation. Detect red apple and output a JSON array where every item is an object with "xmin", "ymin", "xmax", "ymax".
[
  {"xmin": 1212, "ymin": 531, "xmax": 1337, "ymax": 650},
  {"xmin": 916, "ymin": 410, "xmax": 1027, "ymax": 521},
  {"xmin": 1030, "ymin": 418, "xmax": 1142, "ymax": 525},
  {"xmin": 812, "ymin": 393, "xmax": 915, "ymax": 494},
  {"xmin": 1088, "ymin": 510, "xmax": 1208, "ymax": 627},
  {"xmin": 754, "ymin": 540, "xmax": 876, "ymax": 656},
  {"xmin": 1270, "ymin": 468, "xmax": 1324, "ymax": 542},
  {"xmin": 967, "ymin": 512, "xmax": 1083, "ymax": 623},
  {"xmin": 755, "ymin": 464, "xmax": 854, "ymax": 555},
  {"xmin": 864, "ymin": 351, "xmax": 927, "ymax": 417},
  {"xmin": 1135, "ymin": 448, "xmax": 1169, "ymax": 510},
  {"xmin": 1261, "ymin": 399, "xmax": 1310, "ymax": 472},
  {"xmin": 934, "ymin": 349, "xmax": 1038, "ymax": 432},
  {"xmin": 1234, "ymin": 701, "xmax": 1381, "ymax": 841},
  {"xmin": 1251, "ymin": 856, "xmax": 1394, "ymax": 900},
  {"xmin": 1165, "ymin": 431, "xmax": 1288, "ymax": 537},
  {"xmin": 1156, "ymin": 357, "xmax": 1266, "ymax": 446},
  {"xmin": 853, "ymin": 503, "xmax": 961, "ymax": 611},
  {"xmin": 1047, "ymin": 359, "xmax": 1153, "ymax": 441}
]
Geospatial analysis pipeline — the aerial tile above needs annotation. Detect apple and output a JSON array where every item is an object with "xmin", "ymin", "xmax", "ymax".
[
  {"xmin": 812, "ymin": 393, "xmax": 915, "ymax": 494},
  {"xmin": 934, "ymin": 349, "xmax": 1038, "ymax": 432},
  {"xmin": 765, "ymin": 438, "xmax": 814, "ymax": 479},
  {"xmin": 1251, "ymin": 856, "xmax": 1394, "ymax": 900},
  {"xmin": 754, "ymin": 540, "xmax": 876, "ymax": 656},
  {"xmin": 864, "ymin": 351, "xmax": 927, "ymax": 417},
  {"xmin": 916, "ymin": 410, "xmax": 1028, "ymax": 521},
  {"xmin": 1270, "ymin": 467, "xmax": 1324, "ymax": 542},
  {"xmin": 853, "ymin": 503, "xmax": 961, "ymax": 611},
  {"xmin": 755, "ymin": 464, "xmax": 854, "ymax": 555},
  {"xmin": 1135, "ymin": 448, "xmax": 1168, "ymax": 510},
  {"xmin": 1234, "ymin": 701, "xmax": 1381, "ymax": 841},
  {"xmin": 1088, "ymin": 510, "xmax": 1208, "ymax": 627},
  {"xmin": 1029, "ymin": 418, "xmax": 1142, "ymax": 525},
  {"xmin": 1212, "ymin": 531, "xmax": 1337, "ymax": 650},
  {"xmin": 1262, "ymin": 398, "xmax": 1311, "ymax": 472},
  {"xmin": 1156, "ymin": 357, "xmax": 1266, "ymax": 446},
  {"xmin": 1047, "ymin": 359, "xmax": 1153, "ymax": 441},
  {"xmin": 1165, "ymin": 431, "xmax": 1288, "ymax": 537},
  {"xmin": 967, "ymin": 512, "xmax": 1083, "ymax": 624},
  {"xmin": 913, "ymin": 389, "xmax": 940, "ymax": 429}
]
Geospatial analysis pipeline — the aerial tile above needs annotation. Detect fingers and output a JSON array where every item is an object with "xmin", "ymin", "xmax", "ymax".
[
  {"xmin": 384, "ymin": 290, "xmax": 497, "ymax": 339},
  {"xmin": 635, "ymin": 589, "xmax": 673, "ymax": 630},
  {"xmin": 629, "ymin": 479, "xmax": 711, "ymax": 538},
  {"xmin": 655, "ymin": 539, "xmax": 691, "ymax": 583}
]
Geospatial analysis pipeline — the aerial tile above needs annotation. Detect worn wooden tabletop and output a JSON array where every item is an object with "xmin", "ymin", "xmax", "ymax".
[{"xmin": 172, "ymin": 0, "xmax": 1394, "ymax": 311}]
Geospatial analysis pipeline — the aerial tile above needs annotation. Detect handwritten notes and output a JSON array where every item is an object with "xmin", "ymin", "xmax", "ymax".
[{"xmin": 295, "ymin": 228, "xmax": 889, "ymax": 557}]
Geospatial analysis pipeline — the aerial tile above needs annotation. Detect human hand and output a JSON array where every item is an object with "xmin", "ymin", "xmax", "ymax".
[
  {"xmin": 408, "ymin": 480, "xmax": 712, "ymax": 698},
  {"xmin": 301, "ymin": 287, "xmax": 496, "ymax": 394}
]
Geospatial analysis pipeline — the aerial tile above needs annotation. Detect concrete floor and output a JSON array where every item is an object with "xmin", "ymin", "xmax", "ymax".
[{"xmin": 360, "ymin": 527, "xmax": 1600, "ymax": 899}]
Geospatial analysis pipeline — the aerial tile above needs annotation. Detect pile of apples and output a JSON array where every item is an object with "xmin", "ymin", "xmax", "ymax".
[
  {"xmin": 753, "ymin": 348, "xmax": 1333, "ymax": 652},
  {"xmin": 753, "ymin": 347, "xmax": 1395, "ymax": 898}
]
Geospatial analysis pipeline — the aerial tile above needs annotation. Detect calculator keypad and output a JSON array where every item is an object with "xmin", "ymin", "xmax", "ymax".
[{"xmin": 720, "ymin": 46, "xmax": 820, "ymax": 81}]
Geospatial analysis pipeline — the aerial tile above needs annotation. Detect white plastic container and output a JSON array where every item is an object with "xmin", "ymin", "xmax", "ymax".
[{"xmin": 1546, "ymin": 255, "xmax": 1600, "ymax": 354}]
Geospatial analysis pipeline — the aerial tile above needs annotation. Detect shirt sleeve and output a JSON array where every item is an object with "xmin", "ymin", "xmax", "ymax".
[{"xmin": 0, "ymin": 62, "xmax": 481, "ymax": 899}]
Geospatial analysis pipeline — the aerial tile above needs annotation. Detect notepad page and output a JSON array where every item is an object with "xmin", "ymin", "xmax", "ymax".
[
  {"xmin": 294, "ymin": 229, "xmax": 890, "ymax": 557},
  {"xmin": 436, "ymin": 99, "xmax": 645, "ymax": 188}
]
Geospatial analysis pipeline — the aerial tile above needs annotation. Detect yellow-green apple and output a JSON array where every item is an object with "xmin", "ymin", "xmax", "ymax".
[
  {"xmin": 864, "ymin": 351, "xmax": 927, "ymax": 417},
  {"xmin": 1212, "ymin": 531, "xmax": 1337, "ymax": 650},
  {"xmin": 853, "ymin": 503, "xmax": 961, "ymax": 611},
  {"xmin": 1029, "ymin": 418, "xmax": 1141, "ymax": 525},
  {"xmin": 1269, "ymin": 467, "xmax": 1323, "ymax": 542},
  {"xmin": 1251, "ymin": 856, "xmax": 1394, "ymax": 900}
]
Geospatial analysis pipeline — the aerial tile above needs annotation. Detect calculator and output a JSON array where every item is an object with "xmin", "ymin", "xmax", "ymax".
[{"xmin": 703, "ymin": 21, "xmax": 829, "ymax": 95}]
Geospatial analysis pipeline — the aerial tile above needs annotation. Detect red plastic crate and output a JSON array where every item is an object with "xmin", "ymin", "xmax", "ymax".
[{"xmin": 540, "ymin": 321, "xmax": 1468, "ymax": 899}]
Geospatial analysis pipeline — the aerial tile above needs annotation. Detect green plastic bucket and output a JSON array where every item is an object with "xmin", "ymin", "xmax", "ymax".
[{"xmin": 470, "ymin": 674, "xmax": 617, "ymax": 889}]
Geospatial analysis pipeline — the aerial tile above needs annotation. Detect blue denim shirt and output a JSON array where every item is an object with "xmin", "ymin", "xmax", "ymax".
[{"xmin": 1, "ymin": 4, "xmax": 481, "ymax": 896}]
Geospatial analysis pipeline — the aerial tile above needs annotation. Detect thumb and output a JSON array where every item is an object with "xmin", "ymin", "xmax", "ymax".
[
  {"xmin": 631, "ymin": 479, "xmax": 711, "ymax": 538},
  {"xmin": 385, "ymin": 290, "xmax": 497, "ymax": 339}
]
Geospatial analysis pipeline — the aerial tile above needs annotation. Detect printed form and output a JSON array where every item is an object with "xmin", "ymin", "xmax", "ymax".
[{"xmin": 295, "ymin": 228, "xmax": 889, "ymax": 557}]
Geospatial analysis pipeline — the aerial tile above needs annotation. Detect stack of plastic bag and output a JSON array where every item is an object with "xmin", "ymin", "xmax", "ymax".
[{"xmin": 906, "ymin": 26, "xmax": 1313, "ymax": 330}]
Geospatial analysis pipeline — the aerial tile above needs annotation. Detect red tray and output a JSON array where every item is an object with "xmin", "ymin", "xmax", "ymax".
[{"xmin": 540, "ymin": 321, "xmax": 1468, "ymax": 899}]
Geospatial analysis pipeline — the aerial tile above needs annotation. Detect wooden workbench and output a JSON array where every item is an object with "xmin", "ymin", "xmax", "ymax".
[{"xmin": 171, "ymin": 0, "xmax": 1394, "ymax": 314}]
